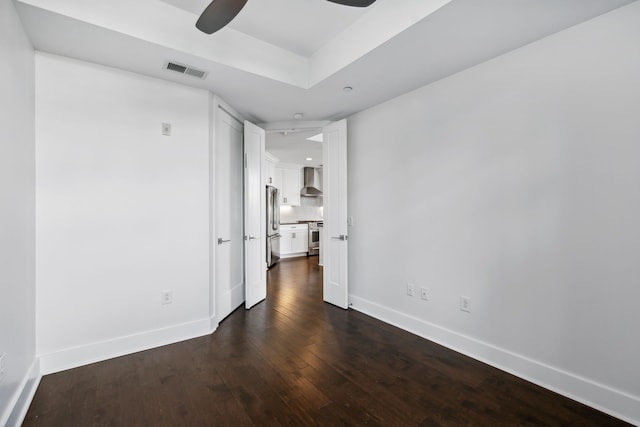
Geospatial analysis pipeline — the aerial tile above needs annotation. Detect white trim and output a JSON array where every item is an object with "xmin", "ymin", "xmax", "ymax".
[
  {"xmin": 213, "ymin": 95, "xmax": 243, "ymax": 125},
  {"xmin": 258, "ymin": 120, "xmax": 331, "ymax": 133},
  {"xmin": 210, "ymin": 94, "xmax": 246, "ymax": 325},
  {"xmin": 1, "ymin": 359, "xmax": 41, "ymax": 427},
  {"xmin": 208, "ymin": 92, "xmax": 217, "ymax": 324},
  {"xmin": 230, "ymin": 282, "xmax": 246, "ymax": 313},
  {"xmin": 349, "ymin": 295, "xmax": 640, "ymax": 426},
  {"xmin": 280, "ymin": 253, "xmax": 309, "ymax": 259},
  {"xmin": 265, "ymin": 151, "xmax": 280, "ymax": 164},
  {"xmin": 38, "ymin": 318, "xmax": 214, "ymax": 375},
  {"xmin": 209, "ymin": 315, "xmax": 219, "ymax": 335}
]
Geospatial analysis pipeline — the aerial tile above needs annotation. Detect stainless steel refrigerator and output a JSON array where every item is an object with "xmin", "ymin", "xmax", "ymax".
[{"xmin": 266, "ymin": 185, "xmax": 281, "ymax": 268}]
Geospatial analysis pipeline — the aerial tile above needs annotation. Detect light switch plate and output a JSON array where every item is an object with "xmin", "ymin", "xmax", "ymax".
[
  {"xmin": 161, "ymin": 290, "xmax": 173, "ymax": 305},
  {"xmin": 460, "ymin": 296, "xmax": 471, "ymax": 313}
]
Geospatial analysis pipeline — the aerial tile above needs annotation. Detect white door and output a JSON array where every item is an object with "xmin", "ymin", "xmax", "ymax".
[
  {"xmin": 322, "ymin": 119, "xmax": 349, "ymax": 309},
  {"xmin": 215, "ymin": 108, "xmax": 245, "ymax": 320},
  {"xmin": 244, "ymin": 120, "xmax": 267, "ymax": 309}
]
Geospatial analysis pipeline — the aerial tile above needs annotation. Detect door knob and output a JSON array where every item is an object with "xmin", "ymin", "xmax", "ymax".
[
  {"xmin": 217, "ymin": 238, "xmax": 231, "ymax": 245},
  {"xmin": 331, "ymin": 235, "xmax": 348, "ymax": 241}
]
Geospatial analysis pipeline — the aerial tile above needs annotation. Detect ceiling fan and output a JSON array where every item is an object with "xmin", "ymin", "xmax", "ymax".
[{"xmin": 196, "ymin": 0, "xmax": 377, "ymax": 35}]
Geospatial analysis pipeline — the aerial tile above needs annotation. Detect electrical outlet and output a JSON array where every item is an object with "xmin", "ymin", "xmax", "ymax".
[
  {"xmin": 407, "ymin": 283, "xmax": 415, "ymax": 297},
  {"xmin": 162, "ymin": 122, "xmax": 171, "ymax": 136},
  {"xmin": 0, "ymin": 353, "xmax": 6, "ymax": 384},
  {"xmin": 161, "ymin": 290, "xmax": 173, "ymax": 305},
  {"xmin": 420, "ymin": 287, "xmax": 429, "ymax": 301},
  {"xmin": 460, "ymin": 296, "xmax": 471, "ymax": 313}
]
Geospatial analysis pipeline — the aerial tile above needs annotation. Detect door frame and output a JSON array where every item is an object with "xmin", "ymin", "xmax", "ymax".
[
  {"xmin": 261, "ymin": 120, "xmax": 349, "ymax": 309},
  {"xmin": 243, "ymin": 120, "xmax": 267, "ymax": 309},
  {"xmin": 322, "ymin": 119, "xmax": 349, "ymax": 309},
  {"xmin": 210, "ymin": 110, "xmax": 350, "ymax": 331},
  {"xmin": 209, "ymin": 94, "xmax": 246, "ymax": 331}
]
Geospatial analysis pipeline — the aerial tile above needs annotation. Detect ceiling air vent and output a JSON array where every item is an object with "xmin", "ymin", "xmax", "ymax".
[{"xmin": 165, "ymin": 61, "xmax": 208, "ymax": 80}]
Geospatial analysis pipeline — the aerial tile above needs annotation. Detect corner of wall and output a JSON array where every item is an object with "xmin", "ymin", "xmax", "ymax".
[
  {"xmin": 38, "ymin": 317, "xmax": 214, "ymax": 375},
  {"xmin": 349, "ymin": 295, "xmax": 640, "ymax": 425},
  {"xmin": 0, "ymin": 0, "xmax": 37, "ymax": 424},
  {"xmin": 1, "ymin": 359, "xmax": 41, "ymax": 427}
]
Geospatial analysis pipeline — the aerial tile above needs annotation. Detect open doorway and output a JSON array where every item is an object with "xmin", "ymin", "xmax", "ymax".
[
  {"xmin": 211, "ymin": 109, "xmax": 349, "ymax": 329},
  {"xmin": 265, "ymin": 128, "xmax": 325, "ymax": 271},
  {"xmin": 261, "ymin": 119, "xmax": 349, "ymax": 310}
]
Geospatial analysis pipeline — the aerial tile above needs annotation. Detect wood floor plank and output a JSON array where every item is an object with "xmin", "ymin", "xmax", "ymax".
[{"xmin": 23, "ymin": 256, "xmax": 632, "ymax": 426}]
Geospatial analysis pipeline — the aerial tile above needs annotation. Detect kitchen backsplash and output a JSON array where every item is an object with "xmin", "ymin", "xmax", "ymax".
[{"xmin": 280, "ymin": 196, "xmax": 323, "ymax": 223}]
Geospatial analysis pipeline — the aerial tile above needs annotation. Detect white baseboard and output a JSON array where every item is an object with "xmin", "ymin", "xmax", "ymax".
[
  {"xmin": 39, "ymin": 317, "xmax": 215, "ymax": 375},
  {"xmin": 217, "ymin": 283, "xmax": 245, "ymax": 322},
  {"xmin": 349, "ymin": 295, "xmax": 640, "ymax": 426},
  {"xmin": 280, "ymin": 253, "xmax": 308, "ymax": 259},
  {"xmin": 230, "ymin": 283, "xmax": 245, "ymax": 313},
  {"xmin": 209, "ymin": 314, "xmax": 219, "ymax": 332},
  {"xmin": 2, "ymin": 358, "xmax": 41, "ymax": 427}
]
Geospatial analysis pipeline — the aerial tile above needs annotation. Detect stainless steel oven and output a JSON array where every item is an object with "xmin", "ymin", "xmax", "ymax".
[{"xmin": 308, "ymin": 222, "xmax": 320, "ymax": 256}]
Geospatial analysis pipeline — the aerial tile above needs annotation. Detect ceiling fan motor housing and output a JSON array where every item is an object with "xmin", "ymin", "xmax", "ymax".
[{"xmin": 327, "ymin": 0, "xmax": 377, "ymax": 6}]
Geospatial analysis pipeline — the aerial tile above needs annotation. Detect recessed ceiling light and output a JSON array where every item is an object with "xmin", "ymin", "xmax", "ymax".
[
  {"xmin": 306, "ymin": 157, "xmax": 313, "ymax": 161},
  {"xmin": 306, "ymin": 133, "xmax": 323, "ymax": 142},
  {"xmin": 293, "ymin": 113, "xmax": 304, "ymax": 119},
  {"xmin": 343, "ymin": 86, "xmax": 353, "ymax": 92}
]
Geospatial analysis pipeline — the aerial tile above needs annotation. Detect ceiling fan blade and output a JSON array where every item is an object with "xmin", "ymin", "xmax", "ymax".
[
  {"xmin": 196, "ymin": 0, "xmax": 248, "ymax": 34},
  {"xmin": 326, "ymin": 0, "xmax": 377, "ymax": 6}
]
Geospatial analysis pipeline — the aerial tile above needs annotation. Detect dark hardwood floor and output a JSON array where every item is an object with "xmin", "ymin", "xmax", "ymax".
[{"xmin": 24, "ymin": 256, "xmax": 630, "ymax": 426}]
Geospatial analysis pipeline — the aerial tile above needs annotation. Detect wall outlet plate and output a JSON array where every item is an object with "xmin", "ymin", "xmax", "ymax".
[
  {"xmin": 407, "ymin": 283, "xmax": 415, "ymax": 297},
  {"xmin": 460, "ymin": 296, "xmax": 471, "ymax": 313},
  {"xmin": 420, "ymin": 287, "xmax": 429, "ymax": 301}
]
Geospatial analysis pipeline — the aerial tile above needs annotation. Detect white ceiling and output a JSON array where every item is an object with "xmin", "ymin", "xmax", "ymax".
[
  {"xmin": 266, "ymin": 130, "xmax": 324, "ymax": 167},
  {"xmin": 14, "ymin": 0, "xmax": 637, "ymax": 129},
  {"xmin": 160, "ymin": 0, "xmax": 371, "ymax": 56}
]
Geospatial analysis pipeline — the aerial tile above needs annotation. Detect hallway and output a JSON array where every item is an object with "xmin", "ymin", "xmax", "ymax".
[{"xmin": 24, "ymin": 257, "xmax": 629, "ymax": 426}]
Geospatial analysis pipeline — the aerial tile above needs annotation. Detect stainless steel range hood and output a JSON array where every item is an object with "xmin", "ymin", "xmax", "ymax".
[{"xmin": 300, "ymin": 167, "xmax": 322, "ymax": 197}]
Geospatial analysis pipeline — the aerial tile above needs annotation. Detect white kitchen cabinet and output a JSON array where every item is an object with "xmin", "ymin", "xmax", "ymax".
[
  {"xmin": 290, "ymin": 228, "xmax": 308, "ymax": 253},
  {"xmin": 265, "ymin": 152, "xmax": 278, "ymax": 187},
  {"xmin": 280, "ymin": 224, "xmax": 308, "ymax": 257},
  {"xmin": 276, "ymin": 166, "xmax": 301, "ymax": 206}
]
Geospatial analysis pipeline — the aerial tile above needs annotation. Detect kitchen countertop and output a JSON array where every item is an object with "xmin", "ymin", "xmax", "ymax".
[{"xmin": 280, "ymin": 220, "xmax": 322, "ymax": 225}]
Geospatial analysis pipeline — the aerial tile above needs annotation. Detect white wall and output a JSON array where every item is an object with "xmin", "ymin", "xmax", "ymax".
[
  {"xmin": 347, "ymin": 2, "xmax": 640, "ymax": 424},
  {"xmin": 280, "ymin": 197, "xmax": 323, "ymax": 223},
  {"xmin": 35, "ymin": 53, "xmax": 212, "ymax": 373},
  {"xmin": 0, "ymin": 0, "xmax": 38, "ymax": 425}
]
